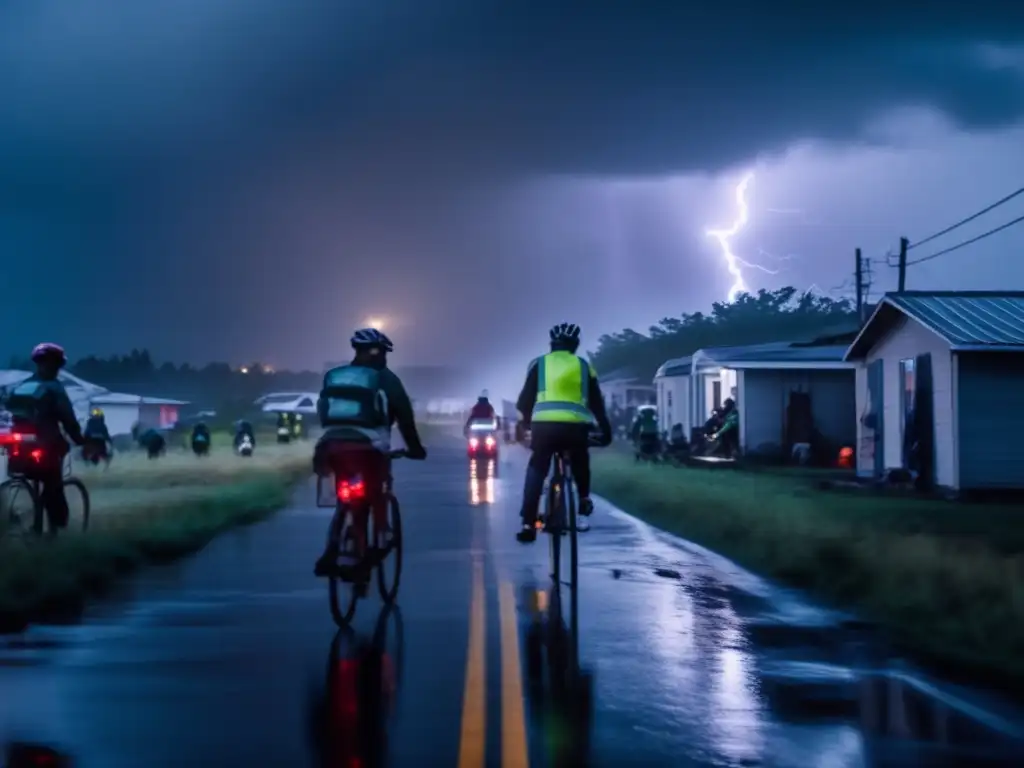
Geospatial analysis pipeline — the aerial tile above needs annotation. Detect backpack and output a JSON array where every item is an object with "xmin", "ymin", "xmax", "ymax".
[
  {"xmin": 321, "ymin": 365, "xmax": 389, "ymax": 429},
  {"xmin": 2, "ymin": 379, "xmax": 51, "ymax": 434}
]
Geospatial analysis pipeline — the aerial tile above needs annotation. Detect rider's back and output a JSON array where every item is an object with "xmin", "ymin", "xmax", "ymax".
[
  {"xmin": 4, "ymin": 375, "xmax": 67, "ymax": 446},
  {"xmin": 318, "ymin": 361, "xmax": 397, "ymax": 447}
]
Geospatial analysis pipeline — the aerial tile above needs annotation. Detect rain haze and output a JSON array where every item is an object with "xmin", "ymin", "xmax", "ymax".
[{"xmin": 3, "ymin": 1, "xmax": 1024, "ymax": 394}]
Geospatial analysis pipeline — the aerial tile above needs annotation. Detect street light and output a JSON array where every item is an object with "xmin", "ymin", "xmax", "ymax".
[{"xmin": 364, "ymin": 317, "xmax": 386, "ymax": 331}]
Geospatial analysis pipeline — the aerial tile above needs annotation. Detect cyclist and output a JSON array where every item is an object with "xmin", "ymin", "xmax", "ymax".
[
  {"xmin": 464, "ymin": 389, "xmax": 497, "ymax": 435},
  {"xmin": 312, "ymin": 328, "xmax": 428, "ymax": 579},
  {"xmin": 82, "ymin": 407, "xmax": 113, "ymax": 462},
  {"xmin": 3, "ymin": 343, "xmax": 85, "ymax": 534},
  {"xmin": 514, "ymin": 323, "xmax": 612, "ymax": 543}
]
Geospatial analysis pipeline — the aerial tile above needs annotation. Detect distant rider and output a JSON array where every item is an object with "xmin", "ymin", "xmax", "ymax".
[
  {"xmin": 464, "ymin": 389, "xmax": 497, "ymax": 436},
  {"xmin": 190, "ymin": 421, "xmax": 211, "ymax": 453},
  {"xmin": 312, "ymin": 328, "xmax": 428, "ymax": 579},
  {"xmin": 630, "ymin": 405, "xmax": 660, "ymax": 456},
  {"xmin": 83, "ymin": 407, "xmax": 113, "ymax": 461},
  {"xmin": 3, "ymin": 343, "xmax": 85, "ymax": 534},
  {"xmin": 514, "ymin": 323, "xmax": 613, "ymax": 543},
  {"xmin": 234, "ymin": 419, "xmax": 255, "ymax": 449}
]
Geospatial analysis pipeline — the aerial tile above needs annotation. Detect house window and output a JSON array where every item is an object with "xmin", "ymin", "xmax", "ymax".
[
  {"xmin": 712, "ymin": 380, "xmax": 722, "ymax": 410},
  {"xmin": 899, "ymin": 358, "xmax": 915, "ymax": 467}
]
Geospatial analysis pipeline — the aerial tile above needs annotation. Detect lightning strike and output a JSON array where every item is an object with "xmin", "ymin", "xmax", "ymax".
[{"xmin": 706, "ymin": 172, "xmax": 757, "ymax": 302}]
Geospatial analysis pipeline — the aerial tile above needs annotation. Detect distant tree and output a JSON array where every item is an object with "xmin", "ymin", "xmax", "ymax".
[{"xmin": 588, "ymin": 287, "xmax": 856, "ymax": 379}]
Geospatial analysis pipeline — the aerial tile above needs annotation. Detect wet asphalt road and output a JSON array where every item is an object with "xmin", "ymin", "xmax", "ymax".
[{"xmin": 2, "ymin": 441, "xmax": 1024, "ymax": 767}]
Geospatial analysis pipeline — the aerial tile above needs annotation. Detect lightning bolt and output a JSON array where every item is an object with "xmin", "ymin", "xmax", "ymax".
[{"xmin": 706, "ymin": 171, "xmax": 759, "ymax": 303}]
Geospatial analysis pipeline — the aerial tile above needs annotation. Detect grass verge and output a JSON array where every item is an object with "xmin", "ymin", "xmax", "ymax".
[
  {"xmin": 0, "ymin": 445, "xmax": 311, "ymax": 632},
  {"xmin": 592, "ymin": 453, "xmax": 1024, "ymax": 690}
]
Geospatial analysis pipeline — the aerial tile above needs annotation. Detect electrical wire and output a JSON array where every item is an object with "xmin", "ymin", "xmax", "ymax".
[
  {"xmin": 905, "ymin": 213, "xmax": 1024, "ymax": 266},
  {"xmin": 908, "ymin": 185, "xmax": 1024, "ymax": 250}
]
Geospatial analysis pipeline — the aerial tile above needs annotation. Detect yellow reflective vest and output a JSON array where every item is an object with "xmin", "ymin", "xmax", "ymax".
[{"xmin": 531, "ymin": 351, "xmax": 596, "ymax": 425}]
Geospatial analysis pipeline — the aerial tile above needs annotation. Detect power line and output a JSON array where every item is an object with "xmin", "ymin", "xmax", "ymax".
[
  {"xmin": 905, "ymin": 213, "xmax": 1024, "ymax": 266},
  {"xmin": 908, "ymin": 185, "xmax": 1024, "ymax": 250}
]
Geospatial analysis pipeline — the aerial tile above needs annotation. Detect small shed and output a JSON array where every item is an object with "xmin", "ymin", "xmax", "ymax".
[
  {"xmin": 696, "ymin": 341, "xmax": 857, "ymax": 455},
  {"xmin": 653, "ymin": 355, "xmax": 693, "ymax": 436},
  {"xmin": 90, "ymin": 392, "xmax": 188, "ymax": 436},
  {"xmin": 845, "ymin": 291, "xmax": 1024, "ymax": 491}
]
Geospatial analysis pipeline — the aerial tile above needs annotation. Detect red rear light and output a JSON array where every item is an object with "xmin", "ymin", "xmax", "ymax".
[
  {"xmin": 484, "ymin": 436, "xmax": 495, "ymax": 448},
  {"xmin": 336, "ymin": 478, "xmax": 366, "ymax": 502},
  {"xmin": 468, "ymin": 438, "xmax": 479, "ymax": 449}
]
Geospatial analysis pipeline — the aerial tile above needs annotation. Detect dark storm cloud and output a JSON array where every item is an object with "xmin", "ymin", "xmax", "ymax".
[
  {"xmin": 3, "ymin": 1, "xmax": 1023, "ymax": 182},
  {"xmin": 1, "ymin": 1, "xmax": 1023, "ymax": 370}
]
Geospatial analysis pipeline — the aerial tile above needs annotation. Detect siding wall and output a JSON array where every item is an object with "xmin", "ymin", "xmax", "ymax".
[
  {"xmin": 854, "ymin": 316, "xmax": 956, "ymax": 487},
  {"xmin": 655, "ymin": 375, "xmax": 691, "ymax": 435},
  {"xmin": 739, "ymin": 368, "xmax": 856, "ymax": 453},
  {"xmin": 957, "ymin": 353, "xmax": 1024, "ymax": 489}
]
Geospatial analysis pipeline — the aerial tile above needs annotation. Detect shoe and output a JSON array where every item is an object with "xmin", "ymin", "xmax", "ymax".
[
  {"xmin": 579, "ymin": 497, "xmax": 595, "ymax": 517},
  {"xmin": 516, "ymin": 524, "xmax": 537, "ymax": 543}
]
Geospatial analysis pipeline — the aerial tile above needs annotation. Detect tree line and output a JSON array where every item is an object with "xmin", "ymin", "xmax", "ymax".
[
  {"xmin": 587, "ymin": 287, "xmax": 857, "ymax": 379},
  {"xmin": 7, "ymin": 349, "xmax": 321, "ymax": 409}
]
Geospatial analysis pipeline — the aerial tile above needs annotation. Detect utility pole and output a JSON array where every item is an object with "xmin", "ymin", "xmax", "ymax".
[
  {"xmin": 897, "ymin": 236, "xmax": 908, "ymax": 292},
  {"xmin": 855, "ymin": 248, "xmax": 864, "ymax": 323}
]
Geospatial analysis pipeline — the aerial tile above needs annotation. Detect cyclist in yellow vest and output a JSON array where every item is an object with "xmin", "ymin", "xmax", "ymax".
[{"xmin": 514, "ymin": 323, "xmax": 613, "ymax": 543}]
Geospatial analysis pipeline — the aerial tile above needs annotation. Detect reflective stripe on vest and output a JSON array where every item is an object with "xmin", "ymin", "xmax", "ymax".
[{"xmin": 531, "ymin": 352, "xmax": 594, "ymax": 423}]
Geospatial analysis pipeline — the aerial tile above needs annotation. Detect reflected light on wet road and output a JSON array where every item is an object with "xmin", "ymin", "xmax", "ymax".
[
  {"xmin": 711, "ymin": 622, "xmax": 765, "ymax": 764},
  {"xmin": 469, "ymin": 460, "xmax": 496, "ymax": 506}
]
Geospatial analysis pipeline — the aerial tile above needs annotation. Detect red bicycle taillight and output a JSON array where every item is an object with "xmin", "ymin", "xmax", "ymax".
[{"xmin": 336, "ymin": 478, "xmax": 366, "ymax": 502}]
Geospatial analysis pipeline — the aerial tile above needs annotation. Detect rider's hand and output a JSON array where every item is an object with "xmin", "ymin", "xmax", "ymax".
[
  {"xmin": 597, "ymin": 428, "xmax": 613, "ymax": 447},
  {"xmin": 406, "ymin": 446, "xmax": 427, "ymax": 461}
]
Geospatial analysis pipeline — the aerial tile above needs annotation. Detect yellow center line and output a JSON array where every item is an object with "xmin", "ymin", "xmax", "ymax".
[
  {"xmin": 499, "ymin": 580, "xmax": 530, "ymax": 768},
  {"xmin": 458, "ymin": 556, "xmax": 486, "ymax": 768}
]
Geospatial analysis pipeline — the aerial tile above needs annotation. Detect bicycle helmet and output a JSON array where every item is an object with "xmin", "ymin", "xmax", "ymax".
[
  {"xmin": 549, "ymin": 323, "xmax": 581, "ymax": 345},
  {"xmin": 350, "ymin": 327, "xmax": 394, "ymax": 352},
  {"xmin": 30, "ymin": 342, "xmax": 67, "ymax": 367}
]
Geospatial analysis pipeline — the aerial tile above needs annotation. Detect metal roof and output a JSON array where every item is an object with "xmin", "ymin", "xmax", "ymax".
[
  {"xmin": 704, "ymin": 343, "xmax": 850, "ymax": 366},
  {"xmin": 846, "ymin": 291, "xmax": 1024, "ymax": 359},
  {"xmin": 654, "ymin": 355, "xmax": 692, "ymax": 379}
]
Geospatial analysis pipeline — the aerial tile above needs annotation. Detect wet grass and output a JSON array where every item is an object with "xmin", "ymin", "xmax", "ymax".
[
  {"xmin": 592, "ymin": 453, "xmax": 1024, "ymax": 690},
  {"xmin": 0, "ymin": 444, "xmax": 311, "ymax": 631}
]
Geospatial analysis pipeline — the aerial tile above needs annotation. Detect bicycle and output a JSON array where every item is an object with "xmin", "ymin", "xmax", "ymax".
[
  {"xmin": 0, "ymin": 434, "xmax": 91, "ymax": 539},
  {"xmin": 542, "ymin": 435, "xmax": 603, "ymax": 590},
  {"xmin": 317, "ymin": 448, "xmax": 406, "ymax": 627}
]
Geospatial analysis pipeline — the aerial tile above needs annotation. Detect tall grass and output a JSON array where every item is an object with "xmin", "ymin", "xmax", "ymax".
[
  {"xmin": 0, "ymin": 444, "xmax": 312, "ymax": 630},
  {"xmin": 592, "ymin": 454, "xmax": 1024, "ymax": 687}
]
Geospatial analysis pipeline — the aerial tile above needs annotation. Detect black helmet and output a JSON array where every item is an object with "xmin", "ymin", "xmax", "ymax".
[
  {"xmin": 549, "ymin": 323, "xmax": 581, "ymax": 347},
  {"xmin": 31, "ymin": 342, "xmax": 67, "ymax": 367},
  {"xmin": 350, "ymin": 327, "xmax": 394, "ymax": 352}
]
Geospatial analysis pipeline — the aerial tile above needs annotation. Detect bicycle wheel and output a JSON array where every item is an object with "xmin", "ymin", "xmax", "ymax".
[
  {"xmin": 63, "ymin": 477, "xmax": 91, "ymax": 532},
  {"xmin": 328, "ymin": 506, "xmax": 365, "ymax": 627},
  {"xmin": 567, "ymin": 480, "xmax": 579, "ymax": 592},
  {"xmin": 547, "ymin": 480, "xmax": 562, "ymax": 584},
  {"xmin": 0, "ymin": 478, "xmax": 40, "ymax": 539},
  {"xmin": 376, "ymin": 494, "xmax": 403, "ymax": 604}
]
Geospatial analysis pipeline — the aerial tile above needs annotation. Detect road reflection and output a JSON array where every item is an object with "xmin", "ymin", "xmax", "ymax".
[
  {"xmin": 468, "ymin": 459, "xmax": 497, "ymax": 506},
  {"xmin": 308, "ymin": 605, "xmax": 404, "ymax": 768},
  {"xmin": 3, "ymin": 742, "xmax": 74, "ymax": 768},
  {"xmin": 522, "ymin": 585, "xmax": 593, "ymax": 767}
]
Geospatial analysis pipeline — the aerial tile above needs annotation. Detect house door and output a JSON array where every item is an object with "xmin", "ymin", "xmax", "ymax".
[{"xmin": 867, "ymin": 359, "xmax": 885, "ymax": 478}]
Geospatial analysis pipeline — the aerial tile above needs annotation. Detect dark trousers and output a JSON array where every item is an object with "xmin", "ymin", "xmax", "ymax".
[{"xmin": 521, "ymin": 422, "xmax": 591, "ymax": 525}]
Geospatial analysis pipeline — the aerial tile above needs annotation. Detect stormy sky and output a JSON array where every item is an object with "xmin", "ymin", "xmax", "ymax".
[{"xmin": 2, "ymin": 1, "xmax": 1024, "ymax": 390}]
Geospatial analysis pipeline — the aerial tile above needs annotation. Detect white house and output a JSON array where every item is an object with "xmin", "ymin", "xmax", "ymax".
[
  {"xmin": 844, "ymin": 291, "xmax": 1024, "ymax": 491},
  {"xmin": 655, "ymin": 336, "xmax": 858, "ymax": 455},
  {"xmin": 255, "ymin": 392, "xmax": 319, "ymax": 415},
  {"xmin": 653, "ymin": 355, "xmax": 693, "ymax": 436},
  {"xmin": 0, "ymin": 369, "xmax": 186, "ymax": 436},
  {"xmin": 600, "ymin": 368, "xmax": 656, "ymax": 411}
]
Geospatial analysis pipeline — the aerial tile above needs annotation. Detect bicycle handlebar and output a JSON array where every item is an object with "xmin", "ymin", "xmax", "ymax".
[{"xmin": 387, "ymin": 449, "xmax": 408, "ymax": 459}]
